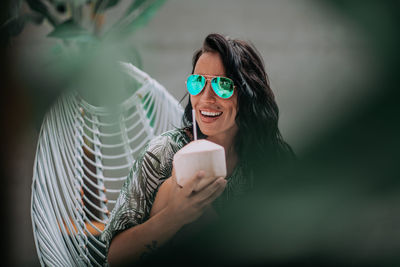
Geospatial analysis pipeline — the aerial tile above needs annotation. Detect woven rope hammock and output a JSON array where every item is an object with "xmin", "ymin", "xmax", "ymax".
[{"xmin": 31, "ymin": 62, "xmax": 183, "ymax": 266}]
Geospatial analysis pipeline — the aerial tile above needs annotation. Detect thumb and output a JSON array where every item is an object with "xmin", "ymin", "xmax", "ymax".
[{"xmin": 183, "ymin": 170, "xmax": 205, "ymax": 196}]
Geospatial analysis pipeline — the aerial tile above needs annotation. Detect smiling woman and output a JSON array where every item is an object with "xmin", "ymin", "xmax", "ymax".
[
  {"xmin": 189, "ymin": 52, "xmax": 239, "ymax": 176},
  {"xmin": 183, "ymin": 34, "xmax": 294, "ymax": 172},
  {"xmin": 101, "ymin": 33, "xmax": 294, "ymax": 266}
]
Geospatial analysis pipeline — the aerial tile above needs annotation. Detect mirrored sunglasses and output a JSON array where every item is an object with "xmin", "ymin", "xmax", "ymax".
[{"xmin": 186, "ymin": 74, "xmax": 235, "ymax": 99}]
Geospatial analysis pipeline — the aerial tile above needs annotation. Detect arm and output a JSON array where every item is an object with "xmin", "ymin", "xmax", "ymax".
[
  {"xmin": 107, "ymin": 171, "xmax": 226, "ymax": 266},
  {"xmin": 107, "ymin": 204, "xmax": 181, "ymax": 266}
]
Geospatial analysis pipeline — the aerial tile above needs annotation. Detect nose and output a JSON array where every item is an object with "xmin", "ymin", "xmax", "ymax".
[{"xmin": 200, "ymin": 80, "xmax": 216, "ymax": 103}]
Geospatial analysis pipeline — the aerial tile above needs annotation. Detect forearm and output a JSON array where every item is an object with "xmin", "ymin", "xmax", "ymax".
[{"xmin": 107, "ymin": 207, "xmax": 183, "ymax": 266}]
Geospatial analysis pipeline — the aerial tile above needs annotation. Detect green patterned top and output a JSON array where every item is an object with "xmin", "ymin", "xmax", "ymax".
[{"xmin": 100, "ymin": 128, "xmax": 251, "ymax": 256}]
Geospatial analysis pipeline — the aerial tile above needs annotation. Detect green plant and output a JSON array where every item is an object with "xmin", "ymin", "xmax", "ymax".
[
  {"xmin": 1, "ymin": 0, "xmax": 167, "ymax": 108},
  {"xmin": 3, "ymin": 0, "xmax": 166, "ymax": 43}
]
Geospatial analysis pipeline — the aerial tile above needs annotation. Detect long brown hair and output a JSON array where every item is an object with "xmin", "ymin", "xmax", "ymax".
[{"xmin": 183, "ymin": 33, "xmax": 294, "ymax": 171}]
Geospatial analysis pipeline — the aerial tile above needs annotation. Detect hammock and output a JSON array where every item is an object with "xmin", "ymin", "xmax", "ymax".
[{"xmin": 31, "ymin": 62, "xmax": 183, "ymax": 266}]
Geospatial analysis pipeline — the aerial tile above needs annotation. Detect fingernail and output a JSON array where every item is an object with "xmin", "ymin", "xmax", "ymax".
[{"xmin": 198, "ymin": 170, "xmax": 205, "ymax": 177}]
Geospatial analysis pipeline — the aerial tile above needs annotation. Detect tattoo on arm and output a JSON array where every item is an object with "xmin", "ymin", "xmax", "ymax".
[{"xmin": 139, "ymin": 240, "xmax": 159, "ymax": 261}]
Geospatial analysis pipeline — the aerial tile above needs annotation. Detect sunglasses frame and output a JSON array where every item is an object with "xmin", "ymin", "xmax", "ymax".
[{"xmin": 185, "ymin": 74, "xmax": 235, "ymax": 99}]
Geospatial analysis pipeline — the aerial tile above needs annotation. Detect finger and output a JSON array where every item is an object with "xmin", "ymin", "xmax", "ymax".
[
  {"xmin": 194, "ymin": 174, "xmax": 219, "ymax": 192},
  {"xmin": 201, "ymin": 178, "xmax": 227, "ymax": 206},
  {"xmin": 183, "ymin": 170, "xmax": 205, "ymax": 196},
  {"xmin": 197, "ymin": 177, "xmax": 227, "ymax": 202}
]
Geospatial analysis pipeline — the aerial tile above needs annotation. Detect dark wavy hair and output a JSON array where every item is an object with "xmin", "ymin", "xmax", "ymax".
[{"xmin": 183, "ymin": 33, "xmax": 294, "ymax": 170}]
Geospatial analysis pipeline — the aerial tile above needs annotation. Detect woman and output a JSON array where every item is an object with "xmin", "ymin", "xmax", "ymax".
[{"xmin": 101, "ymin": 33, "xmax": 293, "ymax": 266}]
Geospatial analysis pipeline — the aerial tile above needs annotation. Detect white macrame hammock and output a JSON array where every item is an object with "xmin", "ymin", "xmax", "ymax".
[{"xmin": 31, "ymin": 62, "xmax": 183, "ymax": 266}]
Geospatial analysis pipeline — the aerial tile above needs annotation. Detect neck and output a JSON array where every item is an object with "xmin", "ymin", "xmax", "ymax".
[{"xmin": 207, "ymin": 134, "xmax": 234, "ymax": 155}]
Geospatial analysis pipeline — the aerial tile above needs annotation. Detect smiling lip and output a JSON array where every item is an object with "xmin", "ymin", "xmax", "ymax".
[{"xmin": 198, "ymin": 109, "xmax": 222, "ymax": 123}]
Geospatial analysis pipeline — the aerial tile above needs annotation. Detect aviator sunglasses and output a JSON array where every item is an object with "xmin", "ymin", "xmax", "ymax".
[{"xmin": 186, "ymin": 74, "xmax": 235, "ymax": 99}]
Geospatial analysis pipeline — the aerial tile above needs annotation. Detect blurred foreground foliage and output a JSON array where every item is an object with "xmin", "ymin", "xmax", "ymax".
[
  {"xmin": 3, "ymin": 0, "xmax": 166, "ymax": 42},
  {"xmin": 1, "ymin": 0, "xmax": 166, "ymax": 125}
]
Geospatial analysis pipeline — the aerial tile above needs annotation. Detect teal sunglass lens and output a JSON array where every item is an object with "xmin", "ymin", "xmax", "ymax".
[
  {"xmin": 211, "ymin": 77, "xmax": 234, "ymax": 98},
  {"xmin": 187, "ymin": 75, "xmax": 205, "ymax": 95}
]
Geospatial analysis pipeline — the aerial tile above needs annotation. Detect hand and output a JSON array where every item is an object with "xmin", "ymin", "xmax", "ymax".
[{"xmin": 164, "ymin": 170, "xmax": 226, "ymax": 227}]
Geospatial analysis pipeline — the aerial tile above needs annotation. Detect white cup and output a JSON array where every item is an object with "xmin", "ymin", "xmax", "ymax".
[{"xmin": 173, "ymin": 139, "xmax": 227, "ymax": 188}]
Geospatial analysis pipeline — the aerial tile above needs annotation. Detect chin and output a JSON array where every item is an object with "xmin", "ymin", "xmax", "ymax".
[{"xmin": 198, "ymin": 129, "xmax": 213, "ymax": 137}]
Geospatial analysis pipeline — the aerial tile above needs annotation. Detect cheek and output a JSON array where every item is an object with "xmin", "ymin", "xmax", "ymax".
[
  {"xmin": 221, "ymin": 99, "xmax": 238, "ymax": 122},
  {"xmin": 190, "ymin": 95, "xmax": 198, "ymax": 108},
  {"xmin": 229, "ymin": 95, "xmax": 238, "ymax": 114},
  {"xmin": 230, "ymin": 98, "xmax": 239, "ymax": 122}
]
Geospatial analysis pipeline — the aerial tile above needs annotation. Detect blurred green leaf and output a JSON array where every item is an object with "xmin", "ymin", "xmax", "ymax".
[
  {"xmin": 70, "ymin": 0, "xmax": 87, "ymax": 7},
  {"xmin": 1, "ymin": 16, "xmax": 25, "ymax": 37},
  {"xmin": 94, "ymin": 0, "xmax": 121, "ymax": 13},
  {"xmin": 27, "ymin": 12, "xmax": 45, "ymax": 24},
  {"xmin": 47, "ymin": 19, "xmax": 98, "ymax": 42},
  {"xmin": 26, "ymin": 0, "xmax": 48, "ymax": 16},
  {"xmin": 124, "ymin": 0, "xmax": 147, "ymax": 16},
  {"xmin": 106, "ymin": 0, "xmax": 166, "ymax": 39},
  {"xmin": 26, "ymin": 0, "xmax": 58, "ymax": 26},
  {"xmin": 1, "ymin": 12, "xmax": 44, "ymax": 37},
  {"xmin": 122, "ymin": 0, "xmax": 166, "ymax": 35},
  {"xmin": 9, "ymin": 0, "xmax": 24, "ymax": 17}
]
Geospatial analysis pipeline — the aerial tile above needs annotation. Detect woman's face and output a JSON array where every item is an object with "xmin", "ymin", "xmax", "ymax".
[{"xmin": 191, "ymin": 52, "xmax": 238, "ymax": 142}]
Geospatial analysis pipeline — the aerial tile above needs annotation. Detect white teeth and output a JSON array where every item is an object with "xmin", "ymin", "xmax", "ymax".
[{"xmin": 201, "ymin": 110, "xmax": 222, "ymax": 117}]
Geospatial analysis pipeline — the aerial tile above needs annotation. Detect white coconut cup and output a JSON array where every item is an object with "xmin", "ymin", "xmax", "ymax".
[{"xmin": 173, "ymin": 139, "xmax": 227, "ymax": 188}]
